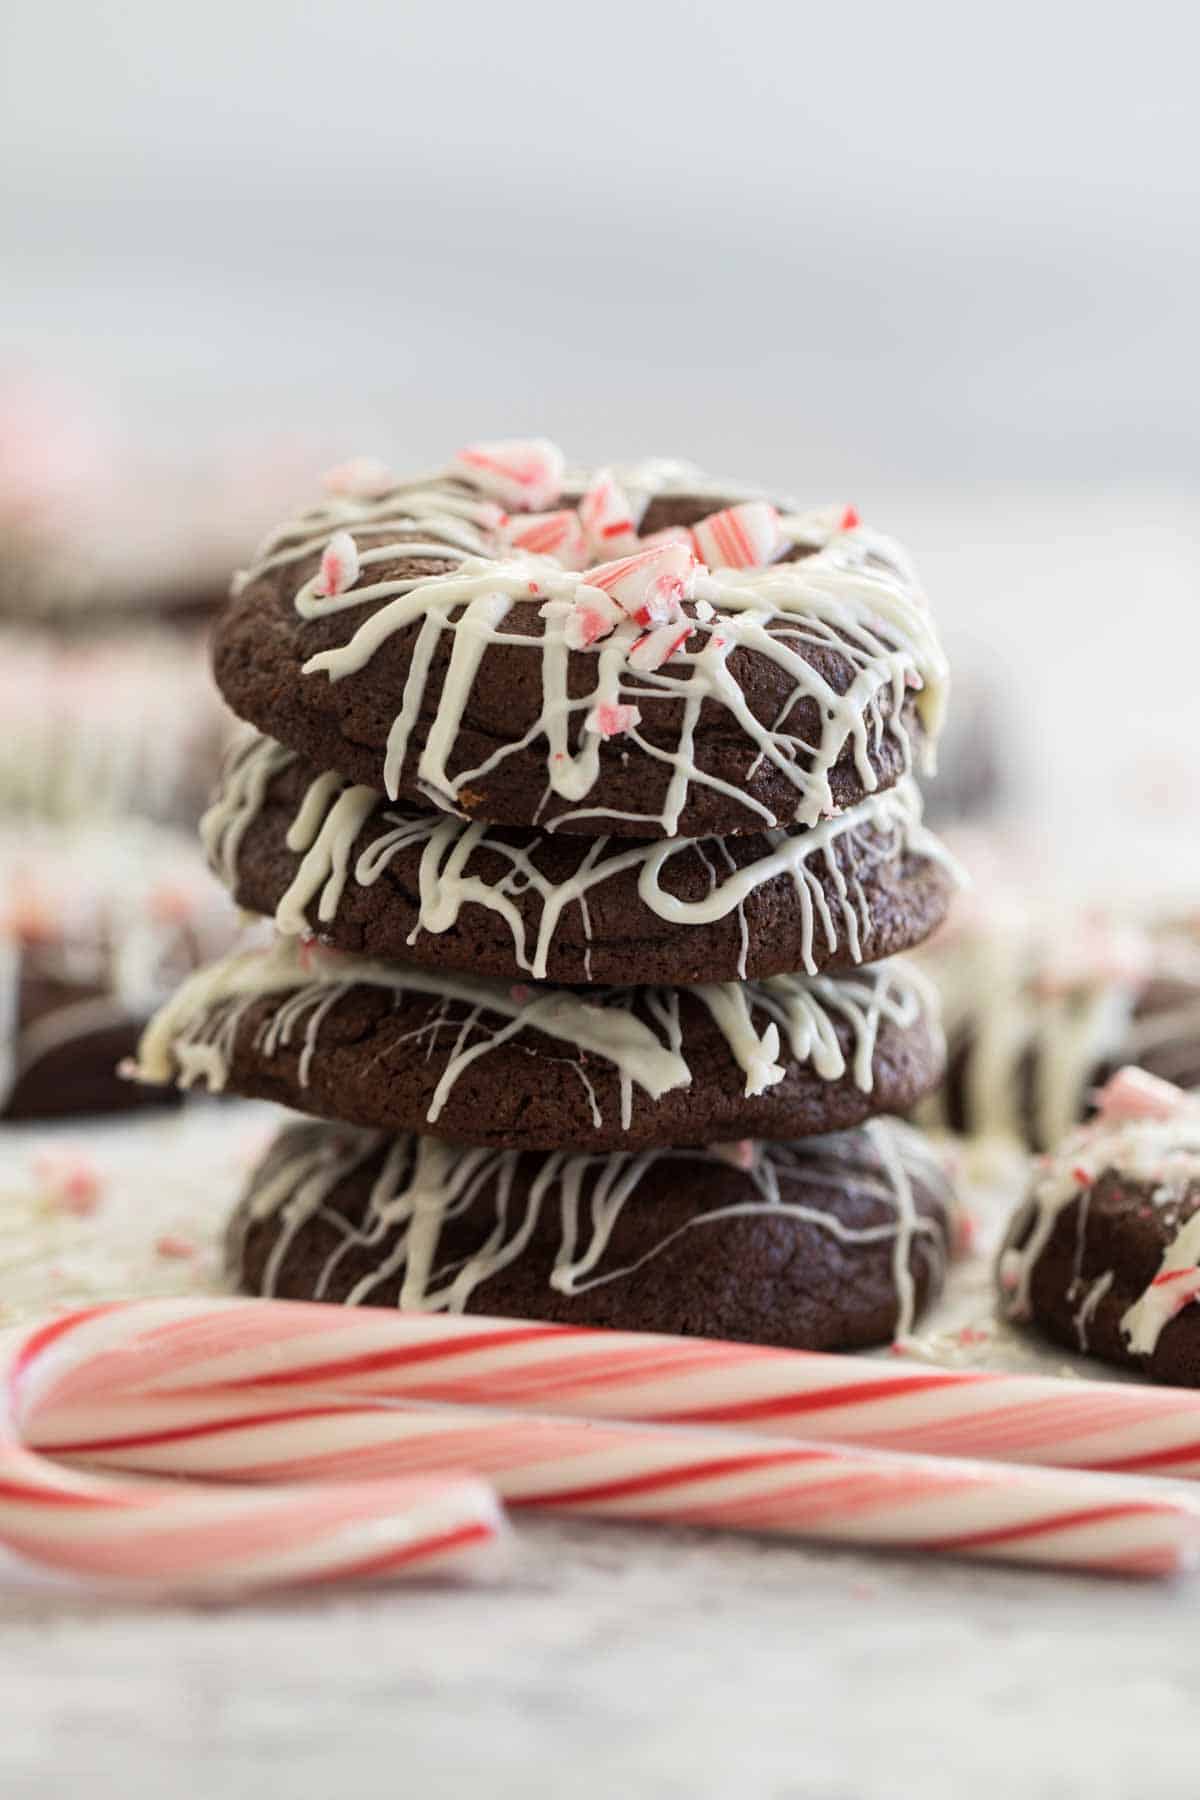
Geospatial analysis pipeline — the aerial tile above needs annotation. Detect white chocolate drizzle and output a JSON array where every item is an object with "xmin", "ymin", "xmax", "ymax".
[
  {"xmin": 203, "ymin": 732, "xmax": 958, "ymax": 982},
  {"xmin": 232, "ymin": 1116, "xmax": 951, "ymax": 1339},
  {"xmin": 234, "ymin": 452, "xmax": 947, "ymax": 836},
  {"xmin": 999, "ymin": 1108, "xmax": 1200, "ymax": 1357},
  {"xmin": 132, "ymin": 935, "xmax": 939, "ymax": 1132}
]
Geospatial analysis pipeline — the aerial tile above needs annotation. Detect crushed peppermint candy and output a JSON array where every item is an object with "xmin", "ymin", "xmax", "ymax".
[
  {"xmin": 583, "ymin": 542, "xmax": 697, "ymax": 625},
  {"xmin": 640, "ymin": 526, "xmax": 695, "ymax": 552},
  {"xmin": 322, "ymin": 455, "xmax": 394, "ymax": 499},
  {"xmin": 787, "ymin": 503, "xmax": 862, "ymax": 548},
  {"xmin": 543, "ymin": 590, "xmax": 623, "ymax": 650},
  {"xmin": 508, "ymin": 509, "xmax": 589, "ymax": 569},
  {"xmin": 584, "ymin": 701, "xmax": 642, "ymax": 739},
  {"xmin": 147, "ymin": 882, "xmax": 197, "ymax": 925},
  {"xmin": 1094, "ymin": 1065, "xmax": 1193, "ymax": 1125},
  {"xmin": 33, "ymin": 1152, "xmax": 103, "ymax": 1217},
  {"xmin": 314, "ymin": 530, "xmax": 360, "ymax": 599},
  {"xmin": 691, "ymin": 501, "xmax": 785, "ymax": 570},
  {"xmin": 578, "ymin": 469, "xmax": 639, "ymax": 557},
  {"xmin": 155, "ymin": 1233, "xmax": 198, "ymax": 1261},
  {"xmin": 451, "ymin": 438, "xmax": 565, "ymax": 512},
  {"xmin": 628, "ymin": 620, "xmax": 693, "ymax": 673},
  {"xmin": 709, "ymin": 1140, "xmax": 757, "ymax": 1171}
]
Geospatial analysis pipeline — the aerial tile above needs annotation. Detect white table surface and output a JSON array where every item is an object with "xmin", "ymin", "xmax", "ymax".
[{"xmin": 2, "ymin": 1102, "xmax": 1197, "ymax": 1800}]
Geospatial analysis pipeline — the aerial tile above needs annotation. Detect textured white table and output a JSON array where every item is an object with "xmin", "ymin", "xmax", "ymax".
[{"xmin": 1, "ymin": 1104, "xmax": 1197, "ymax": 1800}]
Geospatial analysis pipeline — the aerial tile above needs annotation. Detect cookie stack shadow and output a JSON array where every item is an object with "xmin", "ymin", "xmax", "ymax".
[{"xmin": 133, "ymin": 440, "xmax": 962, "ymax": 1350}]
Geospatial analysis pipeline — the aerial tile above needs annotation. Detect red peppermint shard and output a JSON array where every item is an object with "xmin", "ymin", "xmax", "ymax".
[
  {"xmin": 452, "ymin": 437, "xmax": 565, "ymax": 512},
  {"xmin": 584, "ymin": 701, "xmax": 642, "ymax": 739},
  {"xmin": 640, "ymin": 525, "xmax": 695, "ymax": 552},
  {"xmin": 583, "ymin": 541, "xmax": 697, "ymax": 624},
  {"xmin": 509, "ymin": 509, "xmax": 589, "ymax": 570},
  {"xmin": 314, "ymin": 530, "xmax": 360, "ymax": 599},
  {"xmin": 1094, "ymin": 1065, "xmax": 1191, "ymax": 1126},
  {"xmin": 627, "ymin": 620, "xmax": 693, "ymax": 673},
  {"xmin": 691, "ymin": 501, "xmax": 785, "ymax": 570},
  {"xmin": 322, "ymin": 455, "xmax": 394, "ymax": 499},
  {"xmin": 577, "ymin": 468, "xmax": 639, "ymax": 557}
]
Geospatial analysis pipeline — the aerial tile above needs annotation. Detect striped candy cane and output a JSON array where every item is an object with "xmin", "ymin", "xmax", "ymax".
[
  {"xmin": 11, "ymin": 1302, "xmax": 1200, "ymax": 1578},
  {"xmin": 0, "ymin": 1312, "xmax": 505, "ymax": 1595},
  {"xmin": 27, "ymin": 1299, "xmax": 1200, "ymax": 1481}
]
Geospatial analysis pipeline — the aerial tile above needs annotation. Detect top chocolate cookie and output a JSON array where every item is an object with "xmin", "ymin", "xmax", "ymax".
[{"xmin": 214, "ymin": 440, "xmax": 948, "ymax": 841}]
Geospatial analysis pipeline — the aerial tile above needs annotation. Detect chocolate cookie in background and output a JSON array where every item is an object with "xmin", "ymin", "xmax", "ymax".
[
  {"xmin": 918, "ymin": 666, "xmax": 1011, "ymax": 829},
  {"xmin": 0, "ymin": 823, "xmax": 244, "ymax": 1119},
  {"xmin": 0, "ymin": 377, "xmax": 319, "ymax": 629},
  {"xmin": 998, "ymin": 1068, "xmax": 1200, "ymax": 1386},
  {"xmin": 134, "ymin": 435, "xmax": 961, "ymax": 1348},
  {"xmin": 229, "ymin": 1116, "xmax": 955, "ymax": 1352},
  {"xmin": 0, "ymin": 629, "xmax": 233, "ymax": 830},
  {"xmin": 202, "ymin": 735, "xmax": 958, "ymax": 986},
  {"xmin": 916, "ymin": 896, "xmax": 1200, "ymax": 1150}
]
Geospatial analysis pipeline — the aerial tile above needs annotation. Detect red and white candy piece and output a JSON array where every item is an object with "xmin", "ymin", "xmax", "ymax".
[
  {"xmin": 628, "ymin": 619, "xmax": 693, "ymax": 673},
  {"xmin": 584, "ymin": 701, "xmax": 641, "ymax": 739},
  {"xmin": 1094, "ymin": 1067, "xmax": 1195, "ymax": 1126},
  {"xmin": 322, "ymin": 456, "xmax": 395, "ymax": 500},
  {"xmin": 313, "ymin": 530, "xmax": 360, "ymax": 599},
  {"xmin": 508, "ymin": 509, "xmax": 589, "ymax": 570},
  {"xmin": 786, "ymin": 503, "xmax": 862, "ymax": 548},
  {"xmin": 709, "ymin": 1139, "xmax": 757, "ymax": 1172},
  {"xmin": 544, "ymin": 589, "xmax": 623, "ymax": 650},
  {"xmin": 451, "ymin": 438, "xmax": 565, "ymax": 512},
  {"xmin": 583, "ymin": 541, "xmax": 697, "ymax": 626},
  {"xmin": 640, "ymin": 526, "xmax": 695, "ymax": 552},
  {"xmin": 577, "ymin": 468, "xmax": 639, "ymax": 557},
  {"xmin": 691, "ymin": 501, "xmax": 785, "ymax": 570},
  {"xmin": 33, "ymin": 1152, "xmax": 103, "ymax": 1217}
]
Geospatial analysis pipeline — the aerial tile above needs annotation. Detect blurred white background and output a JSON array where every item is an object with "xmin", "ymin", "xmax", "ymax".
[{"xmin": 3, "ymin": 0, "xmax": 1199, "ymax": 880}]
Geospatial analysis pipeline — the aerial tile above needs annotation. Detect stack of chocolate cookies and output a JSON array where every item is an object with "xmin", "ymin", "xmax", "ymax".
[{"xmin": 134, "ymin": 439, "xmax": 961, "ymax": 1350}]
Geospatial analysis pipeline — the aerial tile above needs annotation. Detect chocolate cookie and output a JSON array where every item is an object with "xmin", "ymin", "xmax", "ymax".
[
  {"xmin": 998, "ymin": 1069, "xmax": 1200, "ymax": 1386},
  {"xmin": 213, "ymin": 446, "xmax": 946, "ymax": 840},
  {"xmin": 132, "ymin": 938, "xmax": 944, "ymax": 1151},
  {"xmin": 204, "ymin": 734, "xmax": 958, "ymax": 986},
  {"xmin": 4, "ymin": 964, "xmax": 178, "ymax": 1120},
  {"xmin": 230, "ymin": 1115, "xmax": 955, "ymax": 1351},
  {"xmin": 919, "ymin": 914, "xmax": 1200, "ymax": 1149},
  {"xmin": 1, "ymin": 823, "xmax": 242, "ymax": 1119}
]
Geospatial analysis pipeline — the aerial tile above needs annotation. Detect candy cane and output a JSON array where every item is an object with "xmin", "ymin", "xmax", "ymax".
[
  {"xmin": 14, "ymin": 1377, "xmax": 1193, "ymax": 1578},
  {"xmin": 27, "ymin": 1300, "xmax": 1200, "ymax": 1482},
  {"xmin": 0, "ymin": 1316, "xmax": 505, "ymax": 1595},
  {"xmin": 10, "ymin": 1302, "xmax": 1200, "ymax": 1576}
]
